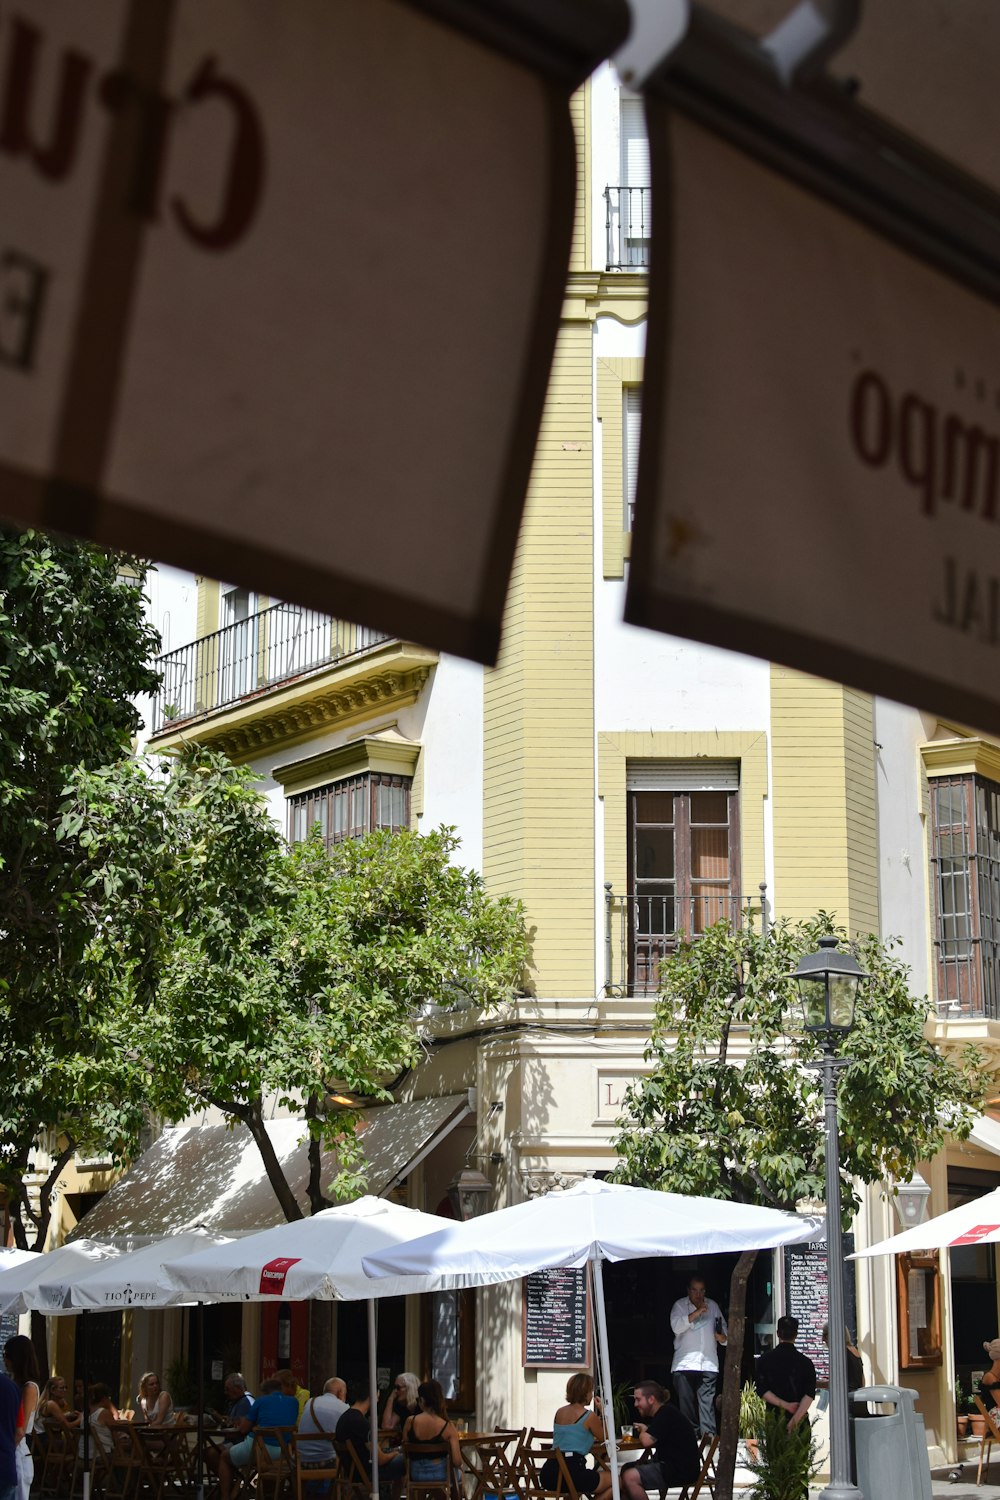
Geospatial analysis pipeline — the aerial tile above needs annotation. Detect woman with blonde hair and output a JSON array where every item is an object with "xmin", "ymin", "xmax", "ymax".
[
  {"xmin": 134, "ymin": 1372, "xmax": 173, "ymax": 1426},
  {"xmin": 38, "ymin": 1375, "xmax": 81, "ymax": 1432},
  {"xmin": 381, "ymin": 1373, "xmax": 420, "ymax": 1434}
]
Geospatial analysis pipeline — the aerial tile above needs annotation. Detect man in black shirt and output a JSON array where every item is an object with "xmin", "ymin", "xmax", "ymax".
[
  {"xmin": 612, "ymin": 1381, "xmax": 699, "ymax": 1500},
  {"xmin": 336, "ymin": 1385, "xmax": 405, "ymax": 1483},
  {"xmin": 755, "ymin": 1317, "xmax": 817, "ymax": 1429}
]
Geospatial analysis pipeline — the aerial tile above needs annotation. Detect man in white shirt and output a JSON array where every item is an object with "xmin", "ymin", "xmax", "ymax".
[{"xmin": 669, "ymin": 1275, "xmax": 727, "ymax": 1436}]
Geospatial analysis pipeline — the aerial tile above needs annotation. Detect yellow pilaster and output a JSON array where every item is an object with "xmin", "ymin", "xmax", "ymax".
[
  {"xmin": 770, "ymin": 667, "xmax": 879, "ymax": 935},
  {"xmin": 483, "ymin": 319, "xmax": 595, "ymax": 997}
]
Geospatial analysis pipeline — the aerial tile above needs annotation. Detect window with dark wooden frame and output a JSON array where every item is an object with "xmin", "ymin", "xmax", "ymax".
[
  {"xmin": 627, "ymin": 788, "xmax": 741, "ymax": 993},
  {"xmin": 287, "ymin": 771, "xmax": 411, "ymax": 850},
  {"xmin": 930, "ymin": 774, "xmax": 1000, "ymax": 1018}
]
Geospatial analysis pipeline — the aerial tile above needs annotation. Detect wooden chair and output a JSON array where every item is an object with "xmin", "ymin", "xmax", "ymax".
[
  {"xmin": 331, "ymin": 1440, "xmax": 370, "ymax": 1500},
  {"xmin": 132, "ymin": 1422, "xmax": 198, "ymax": 1500},
  {"xmin": 974, "ymin": 1396, "xmax": 1000, "ymax": 1485},
  {"xmin": 92, "ymin": 1424, "xmax": 143, "ymax": 1500},
  {"xmin": 512, "ymin": 1433, "xmax": 585, "ymax": 1500},
  {"xmin": 290, "ymin": 1430, "xmax": 339, "ymax": 1500},
  {"xmin": 402, "ymin": 1441, "xmax": 457, "ymax": 1500},
  {"xmin": 38, "ymin": 1419, "xmax": 80, "ymax": 1499},
  {"xmin": 653, "ymin": 1432, "xmax": 718, "ymax": 1500},
  {"xmin": 458, "ymin": 1433, "xmax": 523, "ymax": 1500},
  {"xmin": 252, "ymin": 1427, "xmax": 296, "ymax": 1500}
]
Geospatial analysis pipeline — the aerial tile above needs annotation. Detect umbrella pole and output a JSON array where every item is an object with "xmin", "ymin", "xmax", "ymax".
[
  {"xmin": 591, "ymin": 1259, "xmax": 621, "ymax": 1500},
  {"xmin": 80, "ymin": 1309, "xmax": 90, "ymax": 1500},
  {"xmin": 196, "ymin": 1302, "xmax": 205, "ymax": 1500},
  {"xmin": 367, "ymin": 1298, "xmax": 379, "ymax": 1500}
]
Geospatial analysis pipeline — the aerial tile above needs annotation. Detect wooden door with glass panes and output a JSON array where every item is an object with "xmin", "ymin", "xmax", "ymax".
[{"xmin": 627, "ymin": 789, "xmax": 740, "ymax": 994}]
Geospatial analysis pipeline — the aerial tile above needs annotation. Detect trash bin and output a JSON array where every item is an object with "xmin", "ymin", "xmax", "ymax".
[{"xmin": 851, "ymin": 1385, "xmax": 932, "ymax": 1500}]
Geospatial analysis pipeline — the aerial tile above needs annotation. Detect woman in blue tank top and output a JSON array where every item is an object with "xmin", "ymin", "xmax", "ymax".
[{"xmin": 540, "ymin": 1374, "xmax": 606, "ymax": 1495}]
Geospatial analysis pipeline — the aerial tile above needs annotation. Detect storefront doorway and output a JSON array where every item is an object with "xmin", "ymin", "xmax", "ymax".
[
  {"xmin": 601, "ymin": 1250, "xmax": 776, "ymax": 1413},
  {"xmin": 948, "ymin": 1166, "xmax": 1000, "ymax": 1398}
]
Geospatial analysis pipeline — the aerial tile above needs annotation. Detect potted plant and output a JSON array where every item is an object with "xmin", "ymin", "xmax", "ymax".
[
  {"xmin": 747, "ymin": 1408, "xmax": 818, "ymax": 1500},
  {"xmin": 956, "ymin": 1379, "xmax": 970, "ymax": 1439},
  {"xmin": 165, "ymin": 1356, "xmax": 197, "ymax": 1413},
  {"xmin": 608, "ymin": 1381, "xmax": 634, "ymax": 1437},
  {"xmin": 739, "ymin": 1382, "xmax": 767, "ymax": 1465}
]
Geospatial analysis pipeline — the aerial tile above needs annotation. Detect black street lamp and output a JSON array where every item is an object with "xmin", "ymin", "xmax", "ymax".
[{"xmin": 790, "ymin": 934, "xmax": 868, "ymax": 1500}]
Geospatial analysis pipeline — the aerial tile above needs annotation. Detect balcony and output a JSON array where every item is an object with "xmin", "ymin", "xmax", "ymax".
[
  {"xmin": 604, "ymin": 185, "xmax": 651, "ymax": 270},
  {"xmin": 149, "ymin": 603, "xmax": 391, "ymax": 736},
  {"xmin": 603, "ymin": 884, "xmax": 766, "ymax": 997}
]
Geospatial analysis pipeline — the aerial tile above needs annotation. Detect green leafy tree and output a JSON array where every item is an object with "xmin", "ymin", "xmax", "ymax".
[
  {"xmin": 0, "ymin": 529, "xmax": 160, "ymax": 1248},
  {"xmin": 613, "ymin": 913, "xmax": 985, "ymax": 1500},
  {"xmin": 129, "ymin": 821, "xmax": 530, "ymax": 1218}
]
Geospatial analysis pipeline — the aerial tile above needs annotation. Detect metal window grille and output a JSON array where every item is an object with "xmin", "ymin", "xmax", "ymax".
[
  {"xmin": 288, "ymin": 772, "xmax": 411, "ymax": 851},
  {"xmin": 931, "ymin": 774, "xmax": 1000, "ymax": 1017}
]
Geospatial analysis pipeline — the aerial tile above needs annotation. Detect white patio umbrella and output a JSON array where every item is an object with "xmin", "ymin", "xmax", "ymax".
[
  {"xmin": 362, "ymin": 1177, "xmax": 824, "ymax": 1500},
  {"xmin": 161, "ymin": 1195, "xmax": 453, "ymax": 1500},
  {"xmin": 19, "ymin": 1230, "xmax": 232, "ymax": 1500},
  {"xmin": 0, "ymin": 1248, "xmax": 39, "ymax": 1273},
  {"xmin": 0, "ymin": 1238, "xmax": 122, "ymax": 1316},
  {"xmin": 851, "ymin": 1185, "xmax": 1000, "ymax": 1257}
]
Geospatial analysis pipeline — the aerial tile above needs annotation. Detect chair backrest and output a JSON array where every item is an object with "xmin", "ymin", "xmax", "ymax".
[
  {"xmin": 460, "ymin": 1434, "xmax": 522, "ymax": 1500},
  {"xmin": 290, "ymin": 1430, "xmax": 339, "ymax": 1500},
  {"xmin": 254, "ymin": 1427, "xmax": 296, "ymax": 1469},
  {"xmin": 403, "ymin": 1439, "xmax": 453, "ymax": 1491},
  {"xmin": 689, "ymin": 1433, "xmax": 719, "ymax": 1500},
  {"xmin": 514, "ymin": 1434, "xmax": 583, "ymax": 1500},
  {"xmin": 333, "ymin": 1438, "xmax": 371, "ymax": 1500},
  {"xmin": 974, "ymin": 1395, "xmax": 1000, "ymax": 1434}
]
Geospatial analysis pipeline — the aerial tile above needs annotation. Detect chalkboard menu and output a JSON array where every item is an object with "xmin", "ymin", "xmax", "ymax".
[
  {"xmin": 523, "ymin": 1267, "xmax": 591, "ymax": 1368},
  {"xmin": 782, "ymin": 1236, "xmax": 856, "ymax": 1383}
]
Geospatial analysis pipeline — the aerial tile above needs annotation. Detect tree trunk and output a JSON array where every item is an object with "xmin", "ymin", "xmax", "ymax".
[
  {"xmin": 715, "ymin": 1249, "xmax": 757, "ymax": 1500},
  {"xmin": 242, "ymin": 1103, "xmax": 304, "ymax": 1222},
  {"xmin": 305, "ymin": 1097, "xmax": 332, "ymax": 1217}
]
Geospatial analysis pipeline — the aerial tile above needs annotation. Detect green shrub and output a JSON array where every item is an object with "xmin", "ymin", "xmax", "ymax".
[{"xmin": 748, "ymin": 1409, "xmax": 818, "ymax": 1500}]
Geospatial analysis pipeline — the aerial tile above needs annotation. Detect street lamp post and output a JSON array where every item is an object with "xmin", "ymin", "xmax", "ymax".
[{"xmin": 790, "ymin": 934, "xmax": 868, "ymax": 1500}]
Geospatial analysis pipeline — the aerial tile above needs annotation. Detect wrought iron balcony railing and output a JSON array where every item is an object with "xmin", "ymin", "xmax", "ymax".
[
  {"xmin": 149, "ymin": 603, "xmax": 390, "ymax": 735},
  {"xmin": 603, "ymin": 882, "xmax": 768, "ymax": 996},
  {"xmin": 605, "ymin": 184, "xmax": 651, "ymax": 270}
]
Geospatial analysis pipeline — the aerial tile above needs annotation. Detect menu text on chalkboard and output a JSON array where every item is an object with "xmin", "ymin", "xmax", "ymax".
[
  {"xmin": 523, "ymin": 1267, "xmax": 591, "ymax": 1368},
  {"xmin": 782, "ymin": 1237, "xmax": 856, "ymax": 1384}
]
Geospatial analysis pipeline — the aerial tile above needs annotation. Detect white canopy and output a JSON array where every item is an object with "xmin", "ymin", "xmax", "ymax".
[
  {"xmin": 163, "ymin": 1195, "xmax": 455, "ymax": 1500},
  {"xmin": 362, "ymin": 1177, "xmax": 824, "ymax": 1285},
  {"xmin": 22, "ymin": 1228, "xmax": 233, "ymax": 1312},
  {"xmin": 363, "ymin": 1178, "xmax": 822, "ymax": 1500},
  {"xmin": 0, "ymin": 1249, "xmax": 39, "ymax": 1274},
  {"xmin": 851, "ymin": 1185, "xmax": 1000, "ymax": 1258},
  {"xmin": 0, "ymin": 1239, "xmax": 122, "ymax": 1317},
  {"xmin": 161, "ymin": 1195, "xmax": 451, "ymax": 1302}
]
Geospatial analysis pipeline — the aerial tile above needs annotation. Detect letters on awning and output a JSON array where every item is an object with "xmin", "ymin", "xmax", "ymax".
[
  {"xmin": 0, "ymin": 0, "xmax": 626, "ymax": 666},
  {"xmin": 627, "ymin": 8, "xmax": 1000, "ymax": 734}
]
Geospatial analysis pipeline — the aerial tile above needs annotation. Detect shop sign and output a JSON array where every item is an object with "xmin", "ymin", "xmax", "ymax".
[
  {"xmin": 0, "ymin": 0, "xmax": 625, "ymax": 665},
  {"xmin": 628, "ymin": 80, "xmax": 1000, "ymax": 732}
]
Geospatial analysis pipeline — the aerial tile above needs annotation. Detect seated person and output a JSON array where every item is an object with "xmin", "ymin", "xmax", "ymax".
[
  {"xmin": 982, "ymin": 1339, "xmax": 1000, "ymax": 1410},
  {"xmin": 595, "ymin": 1382, "xmax": 698, "ymax": 1500},
  {"xmin": 539, "ymin": 1373, "xmax": 604, "ymax": 1496},
  {"xmin": 275, "ymin": 1368, "xmax": 311, "ymax": 1421},
  {"xmin": 381, "ymin": 1374, "xmax": 420, "ymax": 1440},
  {"xmin": 401, "ymin": 1380, "xmax": 462, "ymax": 1482},
  {"xmin": 336, "ymin": 1384, "xmax": 405, "ymax": 1483},
  {"xmin": 205, "ymin": 1374, "xmax": 255, "ymax": 1484},
  {"xmin": 79, "ymin": 1385, "xmax": 130, "ymax": 1462},
  {"xmin": 297, "ymin": 1378, "xmax": 349, "ymax": 1465},
  {"xmin": 134, "ymin": 1372, "xmax": 173, "ymax": 1427},
  {"xmin": 219, "ymin": 1378, "xmax": 299, "ymax": 1500},
  {"xmin": 38, "ymin": 1377, "xmax": 80, "ymax": 1433}
]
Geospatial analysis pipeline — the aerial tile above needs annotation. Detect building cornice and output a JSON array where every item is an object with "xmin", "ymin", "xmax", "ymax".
[
  {"xmin": 273, "ymin": 732, "xmax": 421, "ymax": 794},
  {"xmin": 921, "ymin": 736, "xmax": 1000, "ymax": 784},
  {"xmin": 563, "ymin": 271, "xmax": 648, "ymax": 325},
  {"xmin": 148, "ymin": 642, "xmax": 437, "ymax": 763}
]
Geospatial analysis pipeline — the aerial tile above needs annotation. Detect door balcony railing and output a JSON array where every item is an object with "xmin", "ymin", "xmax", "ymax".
[
  {"xmin": 603, "ymin": 882, "xmax": 768, "ymax": 996},
  {"xmin": 605, "ymin": 184, "xmax": 651, "ymax": 270},
  {"xmin": 150, "ymin": 603, "xmax": 390, "ymax": 735}
]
